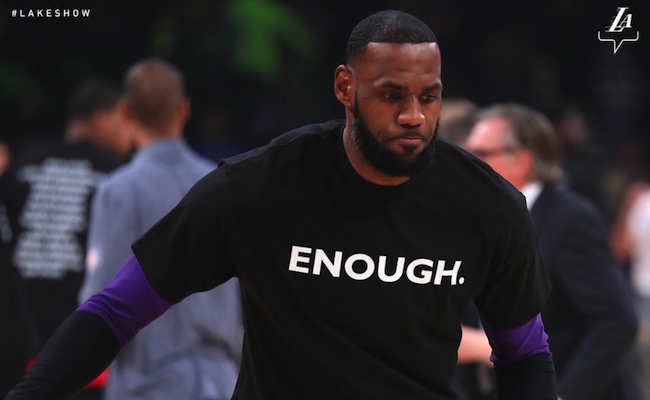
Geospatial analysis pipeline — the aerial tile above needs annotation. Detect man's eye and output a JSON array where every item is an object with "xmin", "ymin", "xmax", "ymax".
[
  {"xmin": 383, "ymin": 93, "xmax": 400, "ymax": 101},
  {"xmin": 421, "ymin": 95, "xmax": 437, "ymax": 103}
]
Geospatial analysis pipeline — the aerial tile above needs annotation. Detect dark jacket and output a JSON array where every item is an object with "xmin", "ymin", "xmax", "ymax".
[{"xmin": 532, "ymin": 184, "xmax": 640, "ymax": 400}]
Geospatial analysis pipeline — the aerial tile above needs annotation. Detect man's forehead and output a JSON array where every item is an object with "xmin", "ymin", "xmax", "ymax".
[
  {"xmin": 480, "ymin": 117, "xmax": 511, "ymax": 132},
  {"xmin": 366, "ymin": 41, "xmax": 439, "ymax": 51},
  {"xmin": 354, "ymin": 42, "xmax": 441, "ymax": 85},
  {"xmin": 471, "ymin": 118, "xmax": 512, "ymax": 142},
  {"xmin": 363, "ymin": 42, "xmax": 439, "ymax": 63}
]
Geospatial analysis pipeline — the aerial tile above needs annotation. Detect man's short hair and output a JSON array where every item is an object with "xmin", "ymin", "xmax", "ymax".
[
  {"xmin": 123, "ymin": 58, "xmax": 186, "ymax": 133},
  {"xmin": 68, "ymin": 80, "xmax": 121, "ymax": 122},
  {"xmin": 345, "ymin": 10, "xmax": 438, "ymax": 67}
]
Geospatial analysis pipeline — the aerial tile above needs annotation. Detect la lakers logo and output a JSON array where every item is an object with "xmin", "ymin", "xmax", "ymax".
[{"xmin": 598, "ymin": 7, "xmax": 639, "ymax": 54}]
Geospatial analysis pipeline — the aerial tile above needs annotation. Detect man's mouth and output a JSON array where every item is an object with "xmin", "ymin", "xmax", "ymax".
[{"xmin": 392, "ymin": 133, "xmax": 427, "ymax": 147}]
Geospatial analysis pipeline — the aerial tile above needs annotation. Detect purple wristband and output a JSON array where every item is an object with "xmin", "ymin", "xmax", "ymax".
[
  {"xmin": 481, "ymin": 314, "xmax": 551, "ymax": 365},
  {"xmin": 78, "ymin": 254, "xmax": 172, "ymax": 347}
]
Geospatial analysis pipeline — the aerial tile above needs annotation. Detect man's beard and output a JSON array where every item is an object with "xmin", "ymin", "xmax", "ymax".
[{"xmin": 351, "ymin": 104, "xmax": 437, "ymax": 178}]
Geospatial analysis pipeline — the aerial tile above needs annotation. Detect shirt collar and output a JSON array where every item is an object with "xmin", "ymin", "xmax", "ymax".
[
  {"xmin": 521, "ymin": 181, "xmax": 543, "ymax": 210},
  {"xmin": 133, "ymin": 138, "xmax": 185, "ymax": 164}
]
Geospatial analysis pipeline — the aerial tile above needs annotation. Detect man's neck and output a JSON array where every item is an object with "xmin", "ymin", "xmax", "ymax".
[
  {"xmin": 64, "ymin": 120, "xmax": 93, "ymax": 144},
  {"xmin": 133, "ymin": 127, "xmax": 180, "ymax": 151}
]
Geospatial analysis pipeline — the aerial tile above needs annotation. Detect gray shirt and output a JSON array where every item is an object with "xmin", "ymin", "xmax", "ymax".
[{"xmin": 79, "ymin": 138, "xmax": 242, "ymax": 400}]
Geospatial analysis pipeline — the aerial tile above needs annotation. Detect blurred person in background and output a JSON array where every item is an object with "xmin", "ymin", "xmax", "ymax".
[
  {"xmin": 624, "ymin": 183, "xmax": 650, "ymax": 400},
  {"xmin": 611, "ymin": 176, "xmax": 650, "ymax": 400},
  {"xmin": 464, "ymin": 103, "xmax": 640, "ymax": 400},
  {"xmin": 0, "ymin": 80, "xmax": 131, "ymax": 400},
  {"xmin": 0, "ymin": 194, "xmax": 29, "ymax": 399},
  {"xmin": 438, "ymin": 97, "xmax": 479, "ymax": 148},
  {"xmin": 0, "ymin": 138, "xmax": 11, "ymax": 177},
  {"xmin": 78, "ymin": 58, "xmax": 243, "ymax": 400},
  {"xmin": 608, "ymin": 141, "xmax": 650, "ymax": 255}
]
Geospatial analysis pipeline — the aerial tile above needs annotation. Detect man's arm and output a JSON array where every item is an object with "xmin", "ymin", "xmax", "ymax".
[
  {"xmin": 5, "ymin": 255, "xmax": 171, "ymax": 399},
  {"xmin": 4, "ymin": 311, "xmax": 119, "ymax": 400},
  {"xmin": 482, "ymin": 314, "xmax": 558, "ymax": 400},
  {"xmin": 458, "ymin": 325, "xmax": 492, "ymax": 365}
]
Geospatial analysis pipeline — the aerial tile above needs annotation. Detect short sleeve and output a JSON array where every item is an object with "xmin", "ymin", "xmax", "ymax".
[
  {"xmin": 131, "ymin": 168, "xmax": 235, "ymax": 304},
  {"xmin": 475, "ymin": 197, "xmax": 551, "ymax": 328}
]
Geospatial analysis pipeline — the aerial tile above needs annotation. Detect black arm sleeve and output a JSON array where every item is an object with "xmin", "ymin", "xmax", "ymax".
[
  {"xmin": 494, "ymin": 353, "xmax": 558, "ymax": 400},
  {"xmin": 4, "ymin": 311, "xmax": 120, "ymax": 400}
]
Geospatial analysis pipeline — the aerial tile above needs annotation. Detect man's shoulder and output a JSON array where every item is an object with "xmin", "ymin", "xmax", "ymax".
[
  {"xmin": 183, "ymin": 151, "xmax": 217, "ymax": 176},
  {"xmin": 218, "ymin": 120, "xmax": 343, "ymax": 169},
  {"xmin": 531, "ymin": 185, "xmax": 611, "ymax": 241},
  {"xmin": 95, "ymin": 162, "xmax": 143, "ymax": 199},
  {"xmin": 434, "ymin": 139, "xmax": 527, "ymax": 210},
  {"xmin": 435, "ymin": 139, "xmax": 509, "ymax": 185},
  {"xmin": 539, "ymin": 184, "xmax": 602, "ymax": 220},
  {"xmin": 270, "ymin": 120, "xmax": 345, "ymax": 144}
]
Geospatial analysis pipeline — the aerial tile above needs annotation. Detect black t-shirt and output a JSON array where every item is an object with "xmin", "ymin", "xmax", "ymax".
[
  {"xmin": 133, "ymin": 120, "xmax": 551, "ymax": 400},
  {"xmin": 0, "ymin": 139, "xmax": 124, "ymax": 355}
]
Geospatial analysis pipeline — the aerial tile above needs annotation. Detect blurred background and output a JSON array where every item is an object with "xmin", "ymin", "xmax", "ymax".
[{"xmin": 0, "ymin": 0, "xmax": 648, "ymax": 197}]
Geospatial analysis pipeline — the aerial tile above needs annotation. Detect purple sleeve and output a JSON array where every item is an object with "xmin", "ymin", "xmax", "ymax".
[
  {"xmin": 78, "ymin": 254, "xmax": 172, "ymax": 347},
  {"xmin": 481, "ymin": 314, "xmax": 552, "ymax": 365}
]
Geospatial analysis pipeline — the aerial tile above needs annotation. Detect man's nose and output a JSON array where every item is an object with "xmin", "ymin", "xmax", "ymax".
[{"xmin": 397, "ymin": 96, "xmax": 425, "ymax": 127}]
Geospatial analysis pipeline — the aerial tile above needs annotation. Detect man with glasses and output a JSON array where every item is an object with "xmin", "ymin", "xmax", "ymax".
[{"xmin": 465, "ymin": 103, "xmax": 641, "ymax": 400}]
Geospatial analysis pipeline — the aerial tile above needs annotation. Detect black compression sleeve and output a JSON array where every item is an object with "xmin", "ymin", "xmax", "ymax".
[
  {"xmin": 494, "ymin": 353, "xmax": 558, "ymax": 400},
  {"xmin": 4, "ymin": 311, "xmax": 120, "ymax": 400}
]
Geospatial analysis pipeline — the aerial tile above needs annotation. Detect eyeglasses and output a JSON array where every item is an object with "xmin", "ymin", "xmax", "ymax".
[{"xmin": 470, "ymin": 147, "xmax": 516, "ymax": 159}]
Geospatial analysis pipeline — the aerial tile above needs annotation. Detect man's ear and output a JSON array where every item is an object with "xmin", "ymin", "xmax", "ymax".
[
  {"xmin": 517, "ymin": 148, "xmax": 535, "ymax": 178},
  {"xmin": 118, "ymin": 99, "xmax": 133, "ymax": 122},
  {"xmin": 334, "ymin": 65, "xmax": 354, "ymax": 108},
  {"xmin": 179, "ymin": 98, "xmax": 190, "ymax": 124}
]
